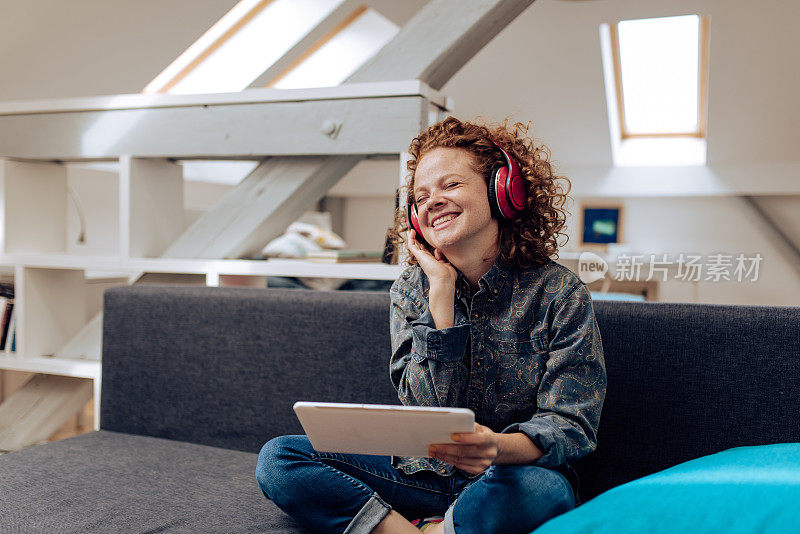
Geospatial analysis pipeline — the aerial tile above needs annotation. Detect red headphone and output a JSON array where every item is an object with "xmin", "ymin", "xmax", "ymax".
[{"xmin": 407, "ymin": 141, "xmax": 526, "ymax": 245}]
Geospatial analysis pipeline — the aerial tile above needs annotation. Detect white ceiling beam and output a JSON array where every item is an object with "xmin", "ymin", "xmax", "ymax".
[
  {"xmin": 0, "ymin": 81, "xmax": 448, "ymax": 115},
  {"xmin": 0, "ymin": 95, "xmax": 431, "ymax": 161}
]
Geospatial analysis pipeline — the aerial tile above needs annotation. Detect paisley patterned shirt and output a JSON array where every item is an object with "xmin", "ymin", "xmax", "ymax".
[{"xmin": 389, "ymin": 258, "xmax": 606, "ymax": 479}]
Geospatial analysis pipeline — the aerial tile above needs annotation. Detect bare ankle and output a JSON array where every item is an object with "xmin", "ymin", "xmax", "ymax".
[{"xmin": 371, "ymin": 510, "xmax": 420, "ymax": 534}]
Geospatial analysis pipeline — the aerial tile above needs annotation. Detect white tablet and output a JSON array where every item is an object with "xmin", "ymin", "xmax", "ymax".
[{"xmin": 293, "ymin": 401, "xmax": 475, "ymax": 457}]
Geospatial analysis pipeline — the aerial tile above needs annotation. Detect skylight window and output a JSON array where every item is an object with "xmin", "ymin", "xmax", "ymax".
[
  {"xmin": 610, "ymin": 15, "xmax": 708, "ymax": 138},
  {"xmin": 143, "ymin": 0, "xmax": 345, "ymax": 94},
  {"xmin": 269, "ymin": 7, "xmax": 398, "ymax": 89},
  {"xmin": 140, "ymin": 0, "xmax": 400, "ymax": 184}
]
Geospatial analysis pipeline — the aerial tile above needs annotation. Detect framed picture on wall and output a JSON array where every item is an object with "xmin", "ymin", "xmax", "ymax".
[{"xmin": 579, "ymin": 204, "xmax": 623, "ymax": 247}]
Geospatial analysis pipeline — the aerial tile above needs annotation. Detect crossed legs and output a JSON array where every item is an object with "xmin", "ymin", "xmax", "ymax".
[{"xmin": 256, "ymin": 435, "xmax": 574, "ymax": 534}]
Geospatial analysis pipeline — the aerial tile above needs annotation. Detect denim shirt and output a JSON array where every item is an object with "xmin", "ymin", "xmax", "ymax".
[{"xmin": 389, "ymin": 258, "xmax": 606, "ymax": 480}]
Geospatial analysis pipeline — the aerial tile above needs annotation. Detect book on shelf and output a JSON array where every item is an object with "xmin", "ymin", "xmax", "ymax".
[
  {"xmin": 306, "ymin": 250, "xmax": 385, "ymax": 263},
  {"xmin": 0, "ymin": 281, "xmax": 13, "ymax": 299},
  {"xmin": 4, "ymin": 309, "xmax": 14, "ymax": 353},
  {"xmin": 0, "ymin": 298, "xmax": 13, "ymax": 352}
]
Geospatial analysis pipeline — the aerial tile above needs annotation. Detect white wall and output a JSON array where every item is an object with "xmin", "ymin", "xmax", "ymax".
[
  {"xmin": 0, "ymin": 1, "xmax": 238, "ymax": 101},
  {"xmin": 66, "ymin": 166, "xmax": 119, "ymax": 255},
  {"xmin": 563, "ymin": 197, "xmax": 800, "ymax": 306}
]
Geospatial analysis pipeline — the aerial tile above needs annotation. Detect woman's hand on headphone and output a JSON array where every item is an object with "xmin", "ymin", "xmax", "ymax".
[{"xmin": 408, "ymin": 229, "xmax": 457, "ymax": 285}]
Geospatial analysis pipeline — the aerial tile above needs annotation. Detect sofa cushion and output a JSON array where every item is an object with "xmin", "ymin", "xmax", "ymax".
[
  {"xmin": 0, "ymin": 431, "xmax": 307, "ymax": 533},
  {"xmin": 534, "ymin": 443, "xmax": 800, "ymax": 534}
]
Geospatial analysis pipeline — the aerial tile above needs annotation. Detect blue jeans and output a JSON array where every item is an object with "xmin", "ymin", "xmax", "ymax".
[{"xmin": 256, "ymin": 435, "xmax": 575, "ymax": 534}]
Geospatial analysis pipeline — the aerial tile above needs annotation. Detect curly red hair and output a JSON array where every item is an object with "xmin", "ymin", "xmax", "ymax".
[{"xmin": 389, "ymin": 116, "xmax": 571, "ymax": 269}]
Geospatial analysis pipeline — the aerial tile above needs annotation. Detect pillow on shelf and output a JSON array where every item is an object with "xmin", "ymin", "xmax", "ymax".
[
  {"xmin": 259, "ymin": 221, "xmax": 346, "ymax": 259},
  {"xmin": 534, "ymin": 443, "xmax": 800, "ymax": 534}
]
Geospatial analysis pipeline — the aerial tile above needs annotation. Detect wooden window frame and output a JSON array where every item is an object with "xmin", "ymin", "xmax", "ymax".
[
  {"xmin": 609, "ymin": 15, "xmax": 709, "ymax": 139},
  {"xmin": 145, "ymin": 0, "xmax": 373, "ymax": 94},
  {"xmin": 151, "ymin": 0, "xmax": 276, "ymax": 94},
  {"xmin": 266, "ymin": 5, "xmax": 368, "ymax": 88}
]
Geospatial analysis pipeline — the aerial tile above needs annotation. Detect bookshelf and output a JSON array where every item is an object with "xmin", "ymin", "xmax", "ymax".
[
  {"xmin": 0, "ymin": 81, "xmax": 452, "ymax": 449},
  {"xmin": 0, "ymin": 155, "xmax": 402, "ymax": 448}
]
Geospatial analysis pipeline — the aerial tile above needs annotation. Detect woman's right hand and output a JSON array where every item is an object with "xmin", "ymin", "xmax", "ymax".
[
  {"xmin": 407, "ymin": 230, "xmax": 457, "ymax": 285},
  {"xmin": 407, "ymin": 230, "xmax": 456, "ymax": 329}
]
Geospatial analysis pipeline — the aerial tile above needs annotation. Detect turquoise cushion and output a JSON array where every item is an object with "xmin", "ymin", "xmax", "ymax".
[{"xmin": 534, "ymin": 443, "xmax": 800, "ymax": 534}]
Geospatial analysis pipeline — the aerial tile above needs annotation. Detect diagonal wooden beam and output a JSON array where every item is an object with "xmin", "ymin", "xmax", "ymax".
[
  {"xmin": 0, "ymin": 374, "xmax": 92, "ymax": 451},
  {"xmin": 348, "ymin": 0, "xmax": 536, "ymax": 89},
  {"xmin": 162, "ymin": 156, "xmax": 362, "ymax": 259},
  {"xmin": 166, "ymin": 0, "xmax": 535, "ymax": 259},
  {"xmin": 739, "ymin": 196, "xmax": 800, "ymax": 281}
]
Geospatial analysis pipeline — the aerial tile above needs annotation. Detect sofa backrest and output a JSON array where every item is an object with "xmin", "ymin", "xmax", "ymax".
[
  {"xmin": 101, "ymin": 286, "xmax": 399, "ymax": 453},
  {"xmin": 101, "ymin": 286, "xmax": 800, "ymax": 500},
  {"xmin": 580, "ymin": 300, "xmax": 800, "ymax": 499}
]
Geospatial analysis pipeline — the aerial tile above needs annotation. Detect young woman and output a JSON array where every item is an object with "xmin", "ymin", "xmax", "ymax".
[{"xmin": 257, "ymin": 117, "xmax": 606, "ymax": 534}]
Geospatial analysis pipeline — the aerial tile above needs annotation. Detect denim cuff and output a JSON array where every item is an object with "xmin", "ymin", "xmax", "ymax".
[
  {"xmin": 343, "ymin": 492, "xmax": 391, "ymax": 534},
  {"xmin": 502, "ymin": 417, "xmax": 569, "ymax": 468},
  {"xmin": 410, "ymin": 308, "xmax": 471, "ymax": 363}
]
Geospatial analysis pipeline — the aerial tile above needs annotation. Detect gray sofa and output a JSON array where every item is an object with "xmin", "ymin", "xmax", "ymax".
[{"xmin": 1, "ymin": 285, "xmax": 798, "ymax": 533}]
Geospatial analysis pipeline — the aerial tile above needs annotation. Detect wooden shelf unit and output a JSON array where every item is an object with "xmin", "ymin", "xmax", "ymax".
[
  {"xmin": 0, "ymin": 80, "xmax": 449, "ymax": 449},
  {"xmin": 0, "ymin": 152, "xmax": 403, "ymax": 446},
  {"xmin": 0, "ymin": 254, "xmax": 401, "ymax": 283},
  {"xmin": 0, "ymin": 355, "xmax": 100, "ymax": 380}
]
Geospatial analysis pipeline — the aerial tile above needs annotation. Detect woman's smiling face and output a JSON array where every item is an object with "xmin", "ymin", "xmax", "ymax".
[{"xmin": 412, "ymin": 147, "xmax": 498, "ymax": 252}]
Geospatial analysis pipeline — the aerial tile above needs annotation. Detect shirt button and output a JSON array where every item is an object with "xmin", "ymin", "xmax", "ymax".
[{"xmin": 476, "ymin": 360, "xmax": 482, "ymax": 367}]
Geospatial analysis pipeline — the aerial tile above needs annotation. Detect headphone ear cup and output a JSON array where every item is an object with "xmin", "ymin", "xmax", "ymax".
[
  {"xmin": 490, "ymin": 162, "xmax": 526, "ymax": 219},
  {"xmin": 406, "ymin": 201, "xmax": 426, "ymax": 245},
  {"xmin": 507, "ymin": 173, "xmax": 527, "ymax": 212},
  {"xmin": 490, "ymin": 141, "xmax": 525, "ymax": 219},
  {"xmin": 488, "ymin": 164, "xmax": 506, "ymax": 219}
]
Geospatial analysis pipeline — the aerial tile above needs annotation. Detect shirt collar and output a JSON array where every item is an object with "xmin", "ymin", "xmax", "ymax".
[
  {"xmin": 455, "ymin": 258, "xmax": 510, "ymax": 299},
  {"xmin": 482, "ymin": 258, "xmax": 510, "ymax": 296}
]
